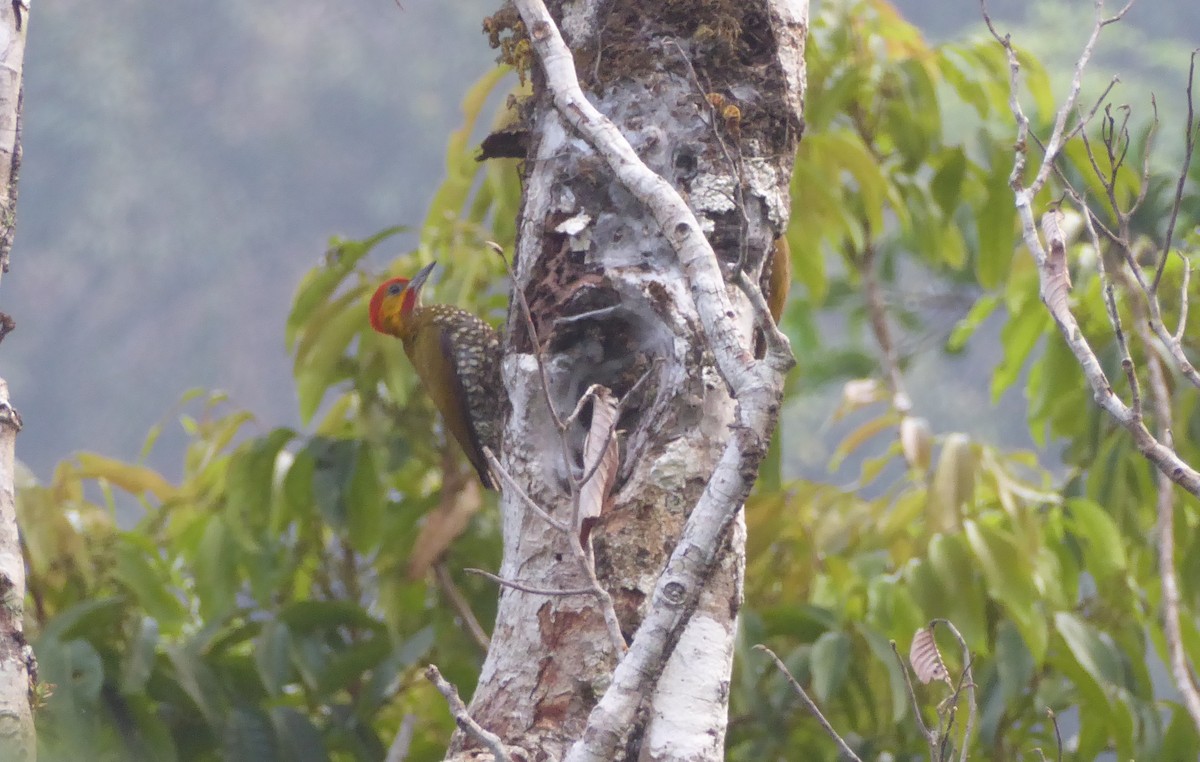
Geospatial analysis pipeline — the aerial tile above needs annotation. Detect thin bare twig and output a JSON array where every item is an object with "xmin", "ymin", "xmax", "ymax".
[
  {"xmin": 861, "ymin": 240, "xmax": 911, "ymax": 413},
  {"xmin": 1153, "ymin": 49, "xmax": 1200, "ymax": 292},
  {"xmin": 1176, "ymin": 260, "xmax": 1192, "ymax": 343},
  {"xmin": 465, "ymin": 567, "xmax": 597, "ymax": 597},
  {"xmin": 982, "ymin": 0, "xmax": 1135, "ymax": 199},
  {"xmin": 484, "ymin": 447, "xmax": 570, "ymax": 533},
  {"xmin": 986, "ymin": 0, "xmax": 1200, "ymax": 498},
  {"xmin": 487, "ymin": 241, "xmax": 568, "ymax": 433},
  {"xmin": 891, "ymin": 640, "xmax": 937, "ymax": 759},
  {"xmin": 1048, "ymin": 708, "xmax": 1064, "ymax": 762},
  {"xmin": 933, "ymin": 619, "xmax": 976, "ymax": 762},
  {"xmin": 1067, "ymin": 192, "xmax": 1143, "ymax": 414},
  {"xmin": 1131, "ymin": 304, "xmax": 1200, "ymax": 727},
  {"xmin": 755, "ymin": 645, "xmax": 865, "ymax": 762},
  {"xmin": 434, "ymin": 562, "xmax": 490, "ymax": 652},
  {"xmin": 425, "ymin": 665, "xmax": 519, "ymax": 762},
  {"xmin": 1063, "ymin": 75, "xmax": 1122, "ymax": 145}
]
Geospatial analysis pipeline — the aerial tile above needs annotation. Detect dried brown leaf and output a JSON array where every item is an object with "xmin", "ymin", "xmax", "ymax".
[
  {"xmin": 580, "ymin": 385, "xmax": 618, "ymax": 523},
  {"xmin": 1041, "ymin": 209, "xmax": 1072, "ymax": 311},
  {"xmin": 909, "ymin": 625, "xmax": 952, "ymax": 687}
]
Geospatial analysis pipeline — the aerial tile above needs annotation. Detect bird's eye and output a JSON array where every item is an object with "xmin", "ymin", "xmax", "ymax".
[{"xmin": 388, "ymin": 282, "xmax": 404, "ymax": 296}]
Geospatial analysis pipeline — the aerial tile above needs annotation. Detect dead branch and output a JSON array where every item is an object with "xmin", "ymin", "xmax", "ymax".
[
  {"xmin": 755, "ymin": 645, "xmax": 865, "ymax": 762},
  {"xmin": 464, "ymin": 567, "xmax": 597, "ymax": 597},
  {"xmin": 426, "ymin": 665, "xmax": 522, "ymax": 762},
  {"xmin": 986, "ymin": 0, "xmax": 1200, "ymax": 738},
  {"xmin": 434, "ymin": 562, "xmax": 490, "ymax": 652}
]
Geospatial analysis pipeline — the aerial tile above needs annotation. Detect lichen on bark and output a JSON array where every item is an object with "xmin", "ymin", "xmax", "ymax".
[{"xmin": 444, "ymin": 0, "xmax": 806, "ymax": 758}]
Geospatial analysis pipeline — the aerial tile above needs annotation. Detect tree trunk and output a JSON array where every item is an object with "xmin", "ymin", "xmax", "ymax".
[
  {"xmin": 0, "ymin": 0, "xmax": 31, "ymax": 758},
  {"xmin": 447, "ymin": 0, "xmax": 806, "ymax": 758}
]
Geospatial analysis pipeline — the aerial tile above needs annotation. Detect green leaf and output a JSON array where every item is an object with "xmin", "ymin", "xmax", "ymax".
[
  {"xmin": 280, "ymin": 445, "xmax": 317, "ymax": 530},
  {"xmin": 991, "ymin": 303, "xmax": 1048, "ymax": 400},
  {"xmin": 278, "ymin": 600, "xmax": 382, "ymax": 634},
  {"xmin": 1160, "ymin": 704, "xmax": 1200, "ymax": 762},
  {"xmin": 937, "ymin": 45, "xmax": 991, "ymax": 118},
  {"xmin": 287, "ymin": 226, "xmax": 406, "ymax": 350},
  {"xmin": 166, "ymin": 643, "xmax": 228, "ymax": 728},
  {"xmin": 910, "ymin": 535, "xmax": 988, "ymax": 652},
  {"xmin": 119, "ymin": 696, "xmax": 180, "ymax": 762},
  {"xmin": 829, "ymin": 413, "xmax": 897, "ymax": 472},
  {"xmin": 423, "ymin": 67, "xmax": 512, "ymax": 236},
  {"xmin": 226, "ymin": 428, "xmax": 296, "ymax": 543},
  {"xmin": 120, "ymin": 617, "xmax": 160, "ymax": 696},
  {"xmin": 1015, "ymin": 48, "xmax": 1056, "ymax": 121},
  {"xmin": 193, "ymin": 516, "xmax": 239, "ymax": 620},
  {"xmin": 964, "ymin": 520, "xmax": 1045, "ymax": 661},
  {"xmin": 809, "ymin": 630, "xmax": 851, "ymax": 704},
  {"xmin": 38, "ymin": 597, "xmax": 125, "ymax": 644},
  {"xmin": 812, "ymin": 131, "xmax": 889, "ymax": 235},
  {"xmin": 357, "ymin": 626, "xmax": 436, "ymax": 715},
  {"xmin": 347, "ymin": 444, "xmax": 385, "ymax": 554},
  {"xmin": 993, "ymin": 620, "xmax": 1034, "ymax": 705},
  {"xmin": 224, "ymin": 707, "xmax": 279, "ymax": 762},
  {"xmin": 254, "ymin": 620, "xmax": 294, "ymax": 698},
  {"xmin": 73, "ymin": 452, "xmax": 177, "ymax": 501},
  {"xmin": 858, "ymin": 624, "xmax": 910, "ymax": 722},
  {"xmin": 1065, "ymin": 498, "xmax": 1127, "ymax": 580},
  {"xmin": 946, "ymin": 294, "xmax": 999, "ymax": 352},
  {"xmin": 931, "ymin": 147, "xmax": 968, "ymax": 218},
  {"xmin": 1054, "ymin": 612, "xmax": 1125, "ymax": 692},
  {"xmin": 115, "ymin": 536, "xmax": 187, "ymax": 635},
  {"xmin": 271, "ymin": 708, "xmax": 331, "ymax": 762},
  {"xmin": 315, "ymin": 634, "xmax": 391, "ymax": 697},
  {"xmin": 293, "ymin": 288, "xmax": 369, "ymax": 423},
  {"xmin": 46, "ymin": 638, "xmax": 105, "ymax": 704},
  {"xmin": 886, "ymin": 60, "xmax": 940, "ymax": 172},
  {"xmin": 309, "ymin": 437, "xmax": 360, "ymax": 530},
  {"xmin": 976, "ymin": 145, "xmax": 1017, "ymax": 289},
  {"xmin": 786, "ymin": 226, "xmax": 827, "ymax": 307}
]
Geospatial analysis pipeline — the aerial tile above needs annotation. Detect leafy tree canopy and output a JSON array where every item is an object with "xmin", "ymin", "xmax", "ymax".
[{"xmin": 21, "ymin": 1, "xmax": 1200, "ymax": 760}]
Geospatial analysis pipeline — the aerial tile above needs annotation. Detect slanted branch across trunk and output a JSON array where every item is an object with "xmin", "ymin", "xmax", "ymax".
[{"xmin": 438, "ymin": 1, "xmax": 807, "ymax": 760}]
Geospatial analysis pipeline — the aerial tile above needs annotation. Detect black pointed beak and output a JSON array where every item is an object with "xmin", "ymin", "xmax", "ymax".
[{"xmin": 409, "ymin": 261, "xmax": 437, "ymax": 294}]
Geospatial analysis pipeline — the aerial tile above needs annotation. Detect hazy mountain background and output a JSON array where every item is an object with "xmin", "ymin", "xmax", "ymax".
[{"xmin": 2, "ymin": 0, "xmax": 1196, "ymax": 482}]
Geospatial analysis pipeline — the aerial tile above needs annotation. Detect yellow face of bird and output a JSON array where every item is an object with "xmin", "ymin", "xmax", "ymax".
[{"xmin": 368, "ymin": 262, "xmax": 436, "ymax": 338}]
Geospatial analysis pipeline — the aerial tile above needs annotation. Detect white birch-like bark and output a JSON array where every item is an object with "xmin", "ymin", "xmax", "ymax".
[
  {"xmin": 442, "ymin": 1, "xmax": 806, "ymax": 758},
  {"xmin": 0, "ymin": 0, "xmax": 30, "ymax": 757},
  {"xmin": 0, "ymin": 378, "xmax": 31, "ymax": 760}
]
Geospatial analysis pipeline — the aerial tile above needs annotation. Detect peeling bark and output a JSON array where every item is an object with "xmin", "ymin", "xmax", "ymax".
[
  {"xmin": 0, "ymin": 0, "xmax": 30, "ymax": 757},
  {"xmin": 445, "ymin": 0, "xmax": 806, "ymax": 758}
]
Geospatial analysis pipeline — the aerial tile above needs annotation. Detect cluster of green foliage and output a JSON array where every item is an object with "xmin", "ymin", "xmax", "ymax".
[
  {"xmin": 731, "ymin": 2, "xmax": 1200, "ymax": 760},
  {"xmin": 23, "ymin": 64, "xmax": 518, "ymax": 762},
  {"xmin": 19, "ymin": 0, "xmax": 1200, "ymax": 760}
]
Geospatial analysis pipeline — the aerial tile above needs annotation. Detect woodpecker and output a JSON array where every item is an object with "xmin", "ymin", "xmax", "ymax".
[{"xmin": 369, "ymin": 263, "xmax": 504, "ymax": 489}]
